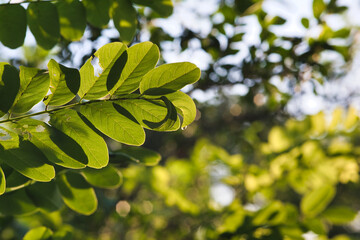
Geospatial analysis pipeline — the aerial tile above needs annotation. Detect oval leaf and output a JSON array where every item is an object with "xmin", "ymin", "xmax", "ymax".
[
  {"xmin": 26, "ymin": 181, "xmax": 63, "ymax": 213},
  {"xmin": 79, "ymin": 42, "xmax": 127, "ymax": 99},
  {"xmin": 0, "ymin": 127, "xmax": 55, "ymax": 182},
  {"xmin": 0, "ymin": 189, "xmax": 37, "ymax": 216},
  {"xmin": 112, "ymin": 0, "xmax": 137, "ymax": 44},
  {"xmin": 113, "ymin": 41, "xmax": 160, "ymax": 95},
  {"xmin": 13, "ymin": 119, "xmax": 88, "ymax": 169},
  {"xmin": 82, "ymin": 165, "xmax": 122, "ymax": 189},
  {"xmin": 57, "ymin": 172, "xmax": 97, "ymax": 215},
  {"xmin": 49, "ymin": 109, "xmax": 109, "ymax": 169},
  {"xmin": 166, "ymin": 91, "xmax": 196, "ymax": 127},
  {"xmin": 301, "ymin": 185, "xmax": 335, "ymax": 217},
  {"xmin": 0, "ymin": 63, "xmax": 20, "ymax": 117},
  {"xmin": 27, "ymin": 2, "xmax": 60, "ymax": 50},
  {"xmin": 115, "ymin": 98, "xmax": 180, "ymax": 131},
  {"xmin": 0, "ymin": 4, "xmax": 26, "ymax": 49},
  {"xmin": 44, "ymin": 59, "xmax": 80, "ymax": 106},
  {"xmin": 322, "ymin": 206, "xmax": 357, "ymax": 224},
  {"xmin": 80, "ymin": 102, "xmax": 145, "ymax": 146},
  {"xmin": 56, "ymin": 0, "xmax": 87, "ymax": 41},
  {"xmin": 10, "ymin": 67, "xmax": 50, "ymax": 113},
  {"xmin": 23, "ymin": 226, "xmax": 53, "ymax": 240},
  {"xmin": 82, "ymin": 0, "xmax": 111, "ymax": 28},
  {"xmin": 139, "ymin": 62, "xmax": 201, "ymax": 95},
  {"xmin": 112, "ymin": 146, "xmax": 161, "ymax": 166}
]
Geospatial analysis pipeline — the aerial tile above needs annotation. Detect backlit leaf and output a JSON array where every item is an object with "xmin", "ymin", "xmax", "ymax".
[
  {"xmin": 79, "ymin": 42, "xmax": 127, "ymax": 99},
  {"xmin": 166, "ymin": 91, "xmax": 196, "ymax": 127},
  {"xmin": 132, "ymin": 0, "xmax": 173, "ymax": 17},
  {"xmin": 49, "ymin": 109, "xmax": 109, "ymax": 169},
  {"xmin": 322, "ymin": 206, "xmax": 357, "ymax": 224},
  {"xmin": 56, "ymin": 0, "xmax": 87, "ymax": 41},
  {"xmin": 0, "ymin": 166, "xmax": 5, "ymax": 195},
  {"xmin": 80, "ymin": 101, "xmax": 145, "ymax": 145},
  {"xmin": 83, "ymin": 0, "xmax": 111, "ymax": 28},
  {"xmin": 140, "ymin": 62, "xmax": 200, "ymax": 95},
  {"xmin": 44, "ymin": 59, "xmax": 80, "ymax": 106},
  {"xmin": 57, "ymin": 172, "xmax": 97, "ymax": 215},
  {"xmin": 10, "ymin": 66, "xmax": 50, "ymax": 113},
  {"xmin": 0, "ymin": 4, "xmax": 26, "ymax": 49},
  {"xmin": 27, "ymin": 2, "xmax": 60, "ymax": 49},
  {"xmin": 82, "ymin": 165, "xmax": 122, "ymax": 189},
  {"xmin": 113, "ymin": 41, "xmax": 159, "ymax": 95},
  {"xmin": 112, "ymin": 0, "xmax": 137, "ymax": 44},
  {"xmin": 112, "ymin": 146, "xmax": 161, "ymax": 166},
  {"xmin": 23, "ymin": 226, "xmax": 53, "ymax": 240},
  {"xmin": 13, "ymin": 119, "xmax": 88, "ymax": 169},
  {"xmin": 0, "ymin": 127, "xmax": 55, "ymax": 182},
  {"xmin": 301, "ymin": 185, "xmax": 335, "ymax": 217}
]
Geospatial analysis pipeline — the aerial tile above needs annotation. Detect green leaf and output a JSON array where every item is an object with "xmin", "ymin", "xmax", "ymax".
[
  {"xmin": 82, "ymin": 0, "xmax": 111, "ymax": 28},
  {"xmin": 115, "ymin": 98, "xmax": 180, "ymax": 131},
  {"xmin": 44, "ymin": 59, "xmax": 80, "ymax": 106},
  {"xmin": 0, "ymin": 4, "xmax": 26, "ymax": 49},
  {"xmin": 82, "ymin": 165, "xmax": 122, "ymax": 189},
  {"xmin": 52, "ymin": 227, "xmax": 73, "ymax": 240},
  {"xmin": 79, "ymin": 42, "xmax": 127, "ymax": 99},
  {"xmin": 139, "ymin": 62, "xmax": 201, "ymax": 95},
  {"xmin": 56, "ymin": 0, "xmax": 87, "ymax": 41},
  {"xmin": 26, "ymin": 181, "xmax": 63, "ymax": 212},
  {"xmin": 252, "ymin": 201, "xmax": 287, "ymax": 226},
  {"xmin": 166, "ymin": 91, "xmax": 196, "ymax": 127},
  {"xmin": 0, "ymin": 127, "xmax": 55, "ymax": 182},
  {"xmin": 112, "ymin": 0, "xmax": 137, "ymax": 44},
  {"xmin": 27, "ymin": 2, "xmax": 60, "ymax": 50},
  {"xmin": 322, "ymin": 206, "xmax": 357, "ymax": 224},
  {"xmin": 0, "ymin": 63, "xmax": 20, "ymax": 117},
  {"xmin": 5, "ymin": 170, "xmax": 31, "ymax": 192},
  {"xmin": 49, "ymin": 109, "xmax": 109, "ymax": 169},
  {"xmin": 113, "ymin": 41, "xmax": 160, "ymax": 95},
  {"xmin": 13, "ymin": 119, "xmax": 88, "ymax": 169},
  {"xmin": 301, "ymin": 18, "xmax": 310, "ymax": 29},
  {"xmin": 313, "ymin": 0, "xmax": 326, "ymax": 19},
  {"xmin": 57, "ymin": 172, "xmax": 97, "ymax": 215},
  {"xmin": 0, "ymin": 189, "xmax": 37, "ymax": 216},
  {"xmin": 10, "ymin": 67, "xmax": 50, "ymax": 113},
  {"xmin": 80, "ymin": 102, "xmax": 145, "ymax": 145},
  {"xmin": 0, "ymin": 166, "xmax": 5, "ymax": 195},
  {"xmin": 301, "ymin": 185, "xmax": 335, "ymax": 217},
  {"xmin": 132, "ymin": 0, "xmax": 173, "ymax": 17},
  {"xmin": 112, "ymin": 146, "xmax": 161, "ymax": 166},
  {"xmin": 23, "ymin": 227, "xmax": 53, "ymax": 240}
]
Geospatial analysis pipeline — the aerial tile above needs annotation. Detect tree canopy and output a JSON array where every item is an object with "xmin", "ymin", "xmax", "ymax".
[{"xmin": 1, "ymin": 0, "xmax": 360, "ymax": 239}]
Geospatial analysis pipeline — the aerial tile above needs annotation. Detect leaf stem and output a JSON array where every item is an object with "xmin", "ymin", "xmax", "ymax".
[{"xmin": 0, "ymin": 96, "xmax": 160, "ymax": 124}]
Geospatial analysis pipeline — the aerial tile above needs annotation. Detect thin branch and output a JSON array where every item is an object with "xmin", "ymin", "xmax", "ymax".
[{"xmin": 0, "ymin": 96, "xmax": 160, "ymax": 124}]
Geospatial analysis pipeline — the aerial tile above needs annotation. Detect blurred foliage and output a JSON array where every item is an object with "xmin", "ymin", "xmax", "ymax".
[{"xmin": 2, "ymin": 0, "xmax": 360, "ymax": 239}]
